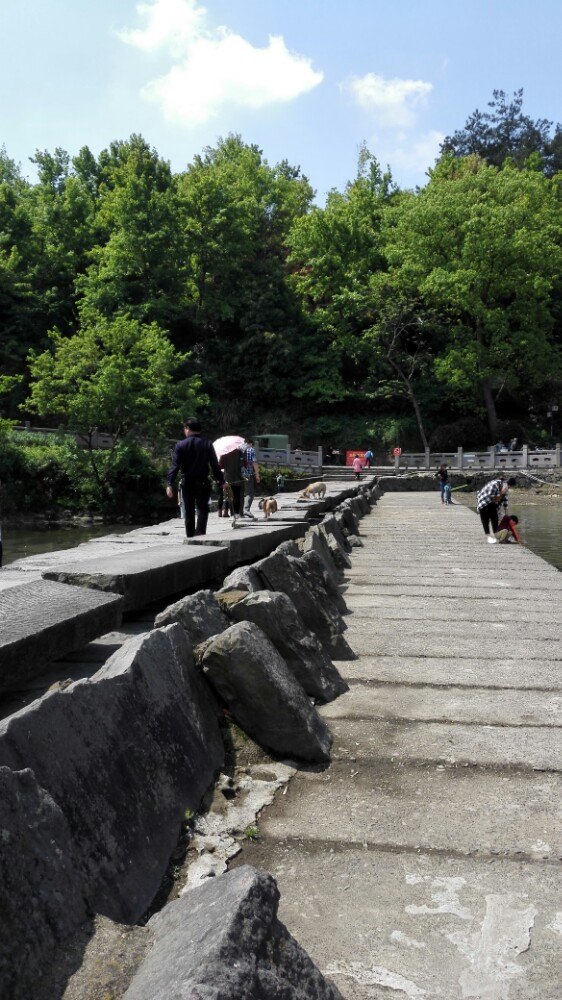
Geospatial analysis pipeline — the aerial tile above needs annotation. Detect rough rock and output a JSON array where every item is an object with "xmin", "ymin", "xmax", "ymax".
[
  {"xmin": 255, "ymin": 551, "xmax": 354, "ymax": 660},
  {"xmin": 275, "ymin": 539, "xmax": 302, "ymax": 558},
  {"xmin": 321, "ymin": 514, "xmax": 351, "ymax": 553},
  {"xmin": 229, "ymin": 591, "xmax": 348, "ymax": 702},
  {"xmin": 347, "ymin": 534, "xmax": 364, "ymax": 547},
  {"xmin": 322, "ymin": 528, "xmax": 352, "ymax": 571},
  {"xmin": 155, "ymin": 589, "xmax": 229, "ymax": 645},
  {"xmin": 200, "ymin": 622, "xmax": 332, "ymax": 761},
  {"xmin": 0, "ymin": 767, "xmax": 88, "ymax": 1000},
  {"xmin": 124, "ymin": 866, "xmax": 343, "ymax": 1000},
  {"xmin": 356, "ymin": 492, "xmax": 370, "ymax": 515},
  {"xmin": 334, "ymin": 510, "xmax": 353, "ymax": 538},
  {"xmin": 299, "ymin": 550, "xmax": 348, "ymax": 616},
  {"xmin": 301, "ymin": 528, "xmax": 344, "ymax": 585},
  {"xmin": 0, "ymin": 624, "xmax": 224, "ymax": 925},
  {"xmin": 218, "ymin": 564, "xmax": 263, "ymax": 594}
]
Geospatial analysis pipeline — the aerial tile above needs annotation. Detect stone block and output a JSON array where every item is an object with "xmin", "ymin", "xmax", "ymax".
[
  {"xmin": 124, "ymin": 866, "xmax": 343, "ymax": 1000},
  {"xmin": 321, "ymin": 514, "xmax": 351, "ymax": 553},
  {"xmin": 187, "ymin": 522, "xmax": 307, "ymax": 567},
  {"xmin": 218, "ymin": 564, "xmax": 263, "ymax": 595},
  {"xmin": 43, "ymin": 544, "xmax": 228, "ymax": 612},
  {"xmin": 255, "ymin": 551, "xmax": 354, "ymax": 660},
  {"xmin": 0, "ymin": 767, "xmax": 88, "ymax": 1000},
  {"xmin": 301, "ymin": 527, "xmax": 344, "ymax": 584},
  {"xmin": 155, "ymin": 589, "xmax": 229, "ymax": 645},
  {"xmin": 229, "ymin": 591, "xmax": 348, "ymax": 702},
  {"xmin": 0, "ymin": 578, "xmax": 123, "ymax": 694},
  {"xmin": 200, "ymin": 622, "xmax": 332, "ymax": 761},
  {"xmin": 299, "ymin": 550, "xmax": 348, "ymax": 616},
  {"xmin": 0, "ymin": 624, "xmax": 224, "ymax": 925}
]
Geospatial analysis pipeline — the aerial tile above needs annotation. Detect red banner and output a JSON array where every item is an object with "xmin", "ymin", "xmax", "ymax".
[{"xmin": 346, "ymin": 450, "xmax": 366, "ymax": 467}]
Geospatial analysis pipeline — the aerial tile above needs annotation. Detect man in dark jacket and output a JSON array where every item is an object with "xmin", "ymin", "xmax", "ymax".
[{"xmin": 166, "ymin": 418, "xmax": 223, "ymax": 538}]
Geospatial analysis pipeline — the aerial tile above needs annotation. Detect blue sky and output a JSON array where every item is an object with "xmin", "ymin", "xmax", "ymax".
[{"xmin": 1, "ymin": 0, "xmax": 560, "ymax": 200}]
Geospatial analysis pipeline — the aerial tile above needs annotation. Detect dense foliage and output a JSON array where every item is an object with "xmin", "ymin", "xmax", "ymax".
[{"xmin": 1, "ymin": 89, "xmax": 561, "ymax": 497}]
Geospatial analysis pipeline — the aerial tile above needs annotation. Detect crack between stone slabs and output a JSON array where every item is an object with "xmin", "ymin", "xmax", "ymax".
[
  {"xmin": 326, "ymin": 714, "xmax": 562, "ymax": 729},
  {"xmin": 236, "ymin": 834, "xmax": 561, "ymax": 867},
  {"xmin": 341, "ymin": 678, "xmax": 562, "ymax": 693},
  {"xmin": 344, "ymin": 652, "xmax": 562, "ymax": 663},
  {"xmin": 329, "ymin": 751, "xmax": 562, "ymax": 775}
]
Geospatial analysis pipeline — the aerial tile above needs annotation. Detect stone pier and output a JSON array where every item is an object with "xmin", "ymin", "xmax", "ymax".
[{"xmin": 235, "ymin": 492, "xmax": 562, "ymax": 999}]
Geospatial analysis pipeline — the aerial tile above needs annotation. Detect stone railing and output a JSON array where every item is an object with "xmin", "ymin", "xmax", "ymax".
[{"xmin": 394, "ymin": 446, "xmax": 561, "ymax": 471}]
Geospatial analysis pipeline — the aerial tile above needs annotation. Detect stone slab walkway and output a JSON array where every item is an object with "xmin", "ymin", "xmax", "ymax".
[{"xmin": 235, "ymin": 492, "xmax": 562, "ymax": 1000}]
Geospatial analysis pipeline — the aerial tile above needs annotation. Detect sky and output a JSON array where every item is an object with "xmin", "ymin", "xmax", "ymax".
[{"xmin": 1, "ymin": 0, "xmax": 560, "ymax": 200}]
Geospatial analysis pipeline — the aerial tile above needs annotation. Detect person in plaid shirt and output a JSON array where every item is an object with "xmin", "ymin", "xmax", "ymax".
[
  {"xmin": 476, "ymin": 476, "xmax": 516, "ymax": 535},
  {"xmin": 242, "ymin": 437, "xmax": 260, "ymax": 518}
]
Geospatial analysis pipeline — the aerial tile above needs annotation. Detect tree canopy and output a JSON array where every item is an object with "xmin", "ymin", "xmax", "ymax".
[{"xmin": 0, "ymin": 108, "xmax": 561, "ymax": 453}]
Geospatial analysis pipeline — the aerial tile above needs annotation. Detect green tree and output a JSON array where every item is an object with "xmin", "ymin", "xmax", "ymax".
[
  {"xmin": 77, "ymin": 136, "xmax": 186, "ymax": 329},
  {"xmin": 384, "ymin": 156, "xmax": 562, "ymax": 438},
  {"xmin": 441, "ymin": 89, "xmax": 562, "ymax": 176},
  {"xmin": 25, "ymin": 312, "xmax": 204, "ymax": 498}
]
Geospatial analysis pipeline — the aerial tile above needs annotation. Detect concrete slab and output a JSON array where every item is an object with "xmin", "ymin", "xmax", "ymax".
[
  {"xmin": 186, "ymin": 521, "xmax": 308, "ymax": 567},
  {"xmin": 335, "ymin": 655, "xmax": 561, "ymax": 690},
  {"xmin": 0, "ymin": 579, "xmax": 123, "ymax": 694},
  {"xmin": 43, "ymin": 544, "xmax": 228, "ymax": 611},
  {"xmin": 259, "ymin": 760, "xmax": 561, "ymax": 858},
  {"xmin": 342, "ymin": 592, "xmax": 562, "ymax": 624},
  {"xmin": 347, "ymin": 629, "xmax": 559, "ymax": 660},
  {"xmin": 320, "ymin": 682, "xmax": 561, "ymax": 726},
  {"xmin": 341, "ymin": 582, "xmax": 561, "ymax": 601},
  {"xmin": 344, "ymin": 612, "xmax": 562, "ymax": 642},
  {"xmin": 233, "ymin": 843, "xmax": 561, "ymax": 1000},
  {"xmin": 327, "ymin": 717, "xmax": 562, "ymax": 770}
]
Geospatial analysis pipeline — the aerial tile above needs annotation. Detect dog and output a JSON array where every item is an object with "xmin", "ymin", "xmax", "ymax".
[
  {"xmin": 298, "ymin": 481, "xmax": 326, "ymax": 500},
  {"xmin": 258, "ymin": 497, "xmax": 278, "ymax": 519}
]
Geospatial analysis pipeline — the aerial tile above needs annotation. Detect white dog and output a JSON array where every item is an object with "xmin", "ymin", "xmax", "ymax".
[
  {"xmin": 298, "ymin": 481, "xmax": 326, "ymax": 500},
  {"xmin": 258, "ymin": 497, "xmax": 278, "ymax": 519}
]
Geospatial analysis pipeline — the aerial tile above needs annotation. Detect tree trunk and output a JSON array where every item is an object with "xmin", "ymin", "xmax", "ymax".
[
  {"xmin": 387, "ymin": 356, "xmax": 430, "ymax": 451},
  {"xmin": 481, "ymin": 379, "xmax": 498, "ymax": 440}
]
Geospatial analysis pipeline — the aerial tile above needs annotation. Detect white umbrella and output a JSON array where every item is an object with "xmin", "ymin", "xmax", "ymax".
[{"xmin": 213, "ymin": 435, "xmax": 245, "ymax": 460}]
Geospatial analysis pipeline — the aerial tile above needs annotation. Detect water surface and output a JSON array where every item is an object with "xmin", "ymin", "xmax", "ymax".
[{"xmin": 1, "ymin": 524, "xmax": 134, "ymax": 566}]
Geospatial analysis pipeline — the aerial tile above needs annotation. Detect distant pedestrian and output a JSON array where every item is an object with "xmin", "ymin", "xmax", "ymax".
[
  {"xmin": 167, "ymin": 418, "xmax": 223, "ymax": 538},
  {"xmin": 352, "ymin": 456, "xmax": 363, "ymax": 480},
  {"xmin": 364, "ymin": 448, "xmax": 373, "ymax": 468},
  {"xmin": 242, "ymin": 437, "xmax": 260, "ymax": 519},
  {"xmin": 509, "ymin": 437, "xmax": 518, "ymax": 452},
  {"xmin": 476, "ymin": 476, "xmax": 516, "ymax": 536},
  {"xmin": 436, "ymin": 463, "xmax": 449, "ymax": 504}
]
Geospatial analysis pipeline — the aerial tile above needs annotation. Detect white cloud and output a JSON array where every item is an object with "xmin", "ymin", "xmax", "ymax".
[
  {"xmin": 119, "ymin": 0, "xmax": 323, "ymax": 125},
  {"xmin": 346, "ymin": 73, "xmax": 433, "ymax": 128},
  {"xmin": 389, "ymin": 129, "xmax": 445, "ymax": 176}
]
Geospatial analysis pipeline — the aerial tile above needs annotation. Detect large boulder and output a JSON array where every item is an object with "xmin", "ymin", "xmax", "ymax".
[
  {"xmin": 200, "ymin": 622, "xmax": 332, "ymax": 762},
  {"xmin": 218, "ymin": 564, "xmax": 263, "ymax": 595},
  {"xmin": 301, "ymin": 527, "xmax": 344, "ymax": 585},
  {"xmin": 321, "ymin": 514, "xmax": 351, "ymax": 553},
  {"xmin": 0, "ymin": 624, "xmax": 224, "ymax": 926},
  {"xmin": 320, "ymin": 527, "xmax": 352, "ymax": 571},
  {"xmin": 299, "ymin": 549, "xmax": 348, "ymax": 616},
  {"xmin": 255, "ymin": 551, "xmax": 354, "ymax": 660},
  {"xmin": 124, "ymin": 866, "xmax": 343, "ymax": 1000},
  {"xmin": 229, "ymin": 591, "xmax": 348, "ymax": 702},
  {"xmin": 155, "ymin": 589, "xmax": 229, "ymax": 645},
  {"xmin": 0, "ymin": 767, "xmax": 88, "ymax": 1000}
]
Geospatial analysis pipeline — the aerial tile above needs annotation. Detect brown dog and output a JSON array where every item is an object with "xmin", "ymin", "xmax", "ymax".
[
  {"xmin": 258, "ymin": 497, "xmax": 278, "ymax": 519},
  {"xmin": 298, "ymin": 481, "xmax": 326, "ymax": 500}
]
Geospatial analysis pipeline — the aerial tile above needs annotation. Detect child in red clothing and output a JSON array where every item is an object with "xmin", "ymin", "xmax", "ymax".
[{"xmin": 494, "ymin": 514, "xmax": 521, "ymax": 543}]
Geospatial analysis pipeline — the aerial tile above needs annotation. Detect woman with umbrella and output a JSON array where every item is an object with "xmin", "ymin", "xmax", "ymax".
[{"xmin": 213, "ymin": 434, "xmax": 246, "ymax": 525}]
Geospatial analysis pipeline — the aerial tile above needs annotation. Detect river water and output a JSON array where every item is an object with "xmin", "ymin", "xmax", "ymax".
[{"xmin": 1, "ymin": 504, "xmax": 561, "ymax": 570}]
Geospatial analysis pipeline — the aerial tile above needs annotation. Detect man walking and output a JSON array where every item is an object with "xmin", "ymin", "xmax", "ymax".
[
  {"xmin": 476, "ymin": 475, "xmax": 516, "ymax": 536},
  {"xmin": 242, "ymin": 437, "xmax": 260, "ymax": 519},
  {"xmin": 166, "ymin": 418, "xmax": 223, "ymax": 538}
]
